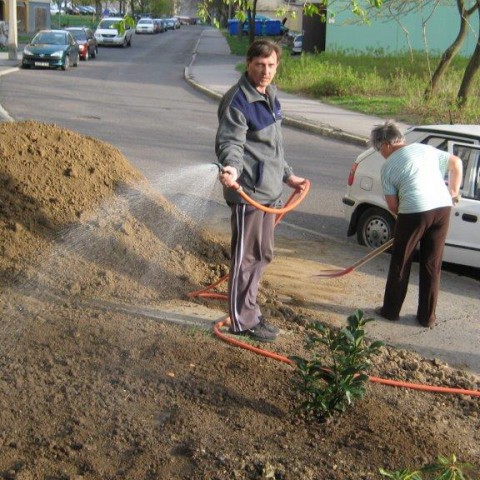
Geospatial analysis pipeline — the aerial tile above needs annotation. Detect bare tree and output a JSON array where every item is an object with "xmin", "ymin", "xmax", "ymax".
[
  {"xmin": 457, "ymin": 5, "xmax": 480, "ymax": 105},
  {"xmin": 424, "ymin": 0, "xmax": 479, "ymax": 99}
]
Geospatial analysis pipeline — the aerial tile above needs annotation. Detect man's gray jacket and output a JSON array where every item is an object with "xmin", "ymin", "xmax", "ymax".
[{"xmin": 215, "ymin": 73, "xmax": 293, "ymax": 205}]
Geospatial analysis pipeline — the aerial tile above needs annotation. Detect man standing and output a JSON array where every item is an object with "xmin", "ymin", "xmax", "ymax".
[
  {"xmin": 371, "ymin": 120, "xmax": 462, "ymax": 327},
  {"xmin": 216, "ymin": 39, "xmax": 306, "ymax": 342}
]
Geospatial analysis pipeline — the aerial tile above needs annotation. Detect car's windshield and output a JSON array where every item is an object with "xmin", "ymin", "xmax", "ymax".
[
  {"xmin": 69, "ymin": 30, "xmax": 86, "ymax": 41},
  {"xmin": 32, "ymin": 32, "xmax": 66, "ymax": 45},
  {"xmin": 98, "ymin": 19, "xmax": 119, "ymax": 29},
  {"xmin": 138, "ymin": 19, "xmax": 152, "ymax": 24}
]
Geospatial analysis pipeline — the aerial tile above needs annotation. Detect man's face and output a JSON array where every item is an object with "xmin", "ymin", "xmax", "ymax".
[{"xmin": 246, "ymin": 51, "xmax": 279, "ymax": 93}]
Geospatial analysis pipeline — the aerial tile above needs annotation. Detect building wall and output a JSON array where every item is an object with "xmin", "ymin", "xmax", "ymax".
[
  {"xmin": 29, "ymin": 0, "xmax": 49, "ymax": 31},
  {"xmin": 326, "ymin": 4, "xmax": 478, "ymax": 57},
  {"xmin": 3, "ymin": 0, "xmax": 49, "ymax": 33}
]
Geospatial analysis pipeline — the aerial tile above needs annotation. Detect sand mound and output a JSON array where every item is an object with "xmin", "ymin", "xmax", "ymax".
[{"xmin": 0, "ymin": 121, "xmax": 229, "ymax": 304}]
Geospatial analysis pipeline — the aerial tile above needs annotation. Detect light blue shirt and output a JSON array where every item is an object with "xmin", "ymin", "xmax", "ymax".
[{"xmin": 381, "ymin": 143, "xmax": 452, "ymax": 214}]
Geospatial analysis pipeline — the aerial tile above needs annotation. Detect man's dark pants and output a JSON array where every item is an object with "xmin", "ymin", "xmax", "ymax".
[
  {"xmin": 382, "ymin": 206, "xmax": 451, "ymax": 325},
  {"xmin": 228, "ymin": 204, "xmax": 275, "ymax": 332}
]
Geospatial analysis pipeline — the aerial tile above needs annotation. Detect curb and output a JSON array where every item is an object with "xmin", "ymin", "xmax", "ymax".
[{"xmin": 184, "ymin": 66, "xmax": 369, "ymax": 148}]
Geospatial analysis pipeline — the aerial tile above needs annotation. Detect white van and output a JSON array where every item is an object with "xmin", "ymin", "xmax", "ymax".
[{"xmin": 342, "ymin": 124, "xmax": 480, "ymax": 268}]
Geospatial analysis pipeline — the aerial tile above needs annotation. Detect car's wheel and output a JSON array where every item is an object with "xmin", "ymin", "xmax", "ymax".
[
  {"xmin": 127, "ymin": 35, "xmax": 132, "ymax": 47},
  {"xmin": 122, "ymin": 36, "xmax": 128, "ymax": 47},
  {"xmin": 21, "ymin": 62, "xmax": 31, "ymax": 69},
  {"xmin": 73, "ymin": 53, "xmax": 79, "ymax": 67},
  {"xmin": 62, "ymin": 56, "xmax": 70, "ymax": 71},
  {"xmin": 356, "ymin": 207, "xmax": 395, "ymax": 248}
]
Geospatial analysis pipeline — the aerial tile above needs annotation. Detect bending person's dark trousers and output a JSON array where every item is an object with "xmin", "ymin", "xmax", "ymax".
[
  {"xmin": 382, "ymin": 206, "xmax": 451, "ymax": 325},
  {"xmin": 228, "ymin": 204, "xmax": 275, "ymax": 332}
]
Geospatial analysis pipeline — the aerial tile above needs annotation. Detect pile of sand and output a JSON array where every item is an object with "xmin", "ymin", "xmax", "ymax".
[{"xmin": 0, "ymin": 120, "xmax": 228, "ymax": 304}]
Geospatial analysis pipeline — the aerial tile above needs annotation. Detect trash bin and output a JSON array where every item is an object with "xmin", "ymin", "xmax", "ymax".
[
  {"xmin": 242, "ymin": 19, "xmax": 263, "ymax": 35},
  {"xmin": 227, "ymin": 19, "xmax": 239, "ymax": 35},
  {"xmin": 265, "ymin": 20, "xmax": 281, "ymax": 36}
]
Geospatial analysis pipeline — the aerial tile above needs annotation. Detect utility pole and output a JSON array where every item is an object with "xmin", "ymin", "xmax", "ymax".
[{"xmin": 8, "ymin": 0, "xmax": 18, "ymax": 60}]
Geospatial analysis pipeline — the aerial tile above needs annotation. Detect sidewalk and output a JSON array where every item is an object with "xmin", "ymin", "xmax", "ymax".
[{"xmin": 184, "ymin": 28, "xmax": 411, "ymax": 146}]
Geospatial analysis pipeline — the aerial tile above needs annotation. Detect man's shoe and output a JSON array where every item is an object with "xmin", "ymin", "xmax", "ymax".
[
  {"xmin": 258, "ymin": 315, "xmax": 280, "ymax": 334},
  {"xmin": 230, "ymin": 322, "xmax": 277, "ymax": 343},
  {"xmin": 374, "ymin": 306, "xmax": 399, "ymax": 322}
]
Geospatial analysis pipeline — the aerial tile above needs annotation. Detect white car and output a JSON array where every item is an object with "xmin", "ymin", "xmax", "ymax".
[
  {"xmin": 94, "ymin": 17, "xmax": 133, "ymax": 47},
  {"xmin": 292, "ymin": 34, "xmax": 303, "ymax": 55},
  {"xmin": 135, "ymin": 17, "xmax": 155, "ymax": 34},
  {"xmin": 342, "ymin": 124, "xmax": 480, "ymax": 268}
]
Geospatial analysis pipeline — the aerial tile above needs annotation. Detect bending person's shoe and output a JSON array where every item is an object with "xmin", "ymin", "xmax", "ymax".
[{"xmin": 374, "ymin": 306, "xmax": 399, "ymax": 322}]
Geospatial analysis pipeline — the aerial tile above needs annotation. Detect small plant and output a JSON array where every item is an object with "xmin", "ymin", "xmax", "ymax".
[
  {"xmin": 290, "ymin": 309, "xmax": 383, "ymax": 420},
  {"xmin": 380, "ymin": 454, "xmax": 476, "ymax": 480}
]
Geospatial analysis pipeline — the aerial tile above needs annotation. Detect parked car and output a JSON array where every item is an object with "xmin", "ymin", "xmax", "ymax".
[
  {"xmin": 50, "ymin": 2, "xmax": 64, "ymax": 14},
  {"xmin": 163, "ymin": 18, "xmax": 176, "ymax": 30},
  {"xmin": 153, "ymin": 19, "xmax": 165, "ymax": 33},
  {"xmin": 135, "ymin": 17, "xmax": 155, "ymax": 34},
  {"xmin": 342, "ymin": 124, "xmax": 480, "ymax": 268},
  {"xmin": 77, "ymin": 5, "xmax": 91, "ymax": 14},
  {"xmin": 291, "ymin": 34, "xmax": 303, "ymax": 54},
  {"xmin": 94, "ymin": 17, "xmax": 133, "ymax": 47},
  {"xmin": 21, "ymin": 29, "xmax": 80, "ymax": 70},
  {"xmin": 65, "ymin": 26, "xmax": 98, "ymax": 60}
]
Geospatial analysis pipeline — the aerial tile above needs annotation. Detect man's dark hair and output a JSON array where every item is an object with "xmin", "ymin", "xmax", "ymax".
[{"xmin": 246, "ymin": 39, "xmax": 282, "ymax": 63}]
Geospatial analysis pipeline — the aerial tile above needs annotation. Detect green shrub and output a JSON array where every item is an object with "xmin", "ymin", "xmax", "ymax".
[{"xmin": 290, "ymin": 310, "xmax": 383, "ymax": 420}]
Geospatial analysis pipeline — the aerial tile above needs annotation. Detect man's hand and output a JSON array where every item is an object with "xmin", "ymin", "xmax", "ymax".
[
  {"xmin": 219, "ymin": 165, "xmax": 239, "ymax": 188},
  {"xmin": 286, "ymin": 175, "xmax": 307, "ymax": 191}
]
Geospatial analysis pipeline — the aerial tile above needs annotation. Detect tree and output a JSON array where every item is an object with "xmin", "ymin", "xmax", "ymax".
[
  {"xmin": 457, "ymin": 5, "xmax": 480, "ymax": 105},
  {"xmin": 424, "ymin": 0, "xmax": 479, "ymax": 99},
  {"xmin": 363, "ymin": 0, "xmax": 480, "ymax": 107}
]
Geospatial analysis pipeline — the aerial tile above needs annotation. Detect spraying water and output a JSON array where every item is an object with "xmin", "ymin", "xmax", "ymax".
[{"xmin": 0, "ymin": 161, "xmax": 227, "ymax": 357}]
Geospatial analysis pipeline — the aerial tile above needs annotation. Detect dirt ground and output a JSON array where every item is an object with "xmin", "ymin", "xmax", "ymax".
[{"xmin": 0, "ymin": 121, "xmax": 478, "ymax": 480}]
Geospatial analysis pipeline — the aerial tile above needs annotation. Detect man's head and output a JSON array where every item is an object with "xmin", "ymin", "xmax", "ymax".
[
  {"xmin": 246, "ymin": 39, "xmax": 282, "ymax": 93},
  {"xmin": 370, "ymin": 120, "xmax": 406, "ymax": 158}
]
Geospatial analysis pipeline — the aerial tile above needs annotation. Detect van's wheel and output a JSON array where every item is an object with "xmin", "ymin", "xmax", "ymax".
[{"xmin": 357, "ymin": 207, "xmax": 395, "ymax": 248}]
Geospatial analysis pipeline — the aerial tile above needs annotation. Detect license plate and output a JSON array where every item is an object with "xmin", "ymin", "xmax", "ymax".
[{"xmin": 35, "ymin": 62, "xmax": 49, "ymax": 67}]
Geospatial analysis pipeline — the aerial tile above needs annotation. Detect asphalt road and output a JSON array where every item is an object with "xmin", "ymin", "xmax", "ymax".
[{"xmin": 0, "ymin": 25, "xmax": 363, "ymax": 242}]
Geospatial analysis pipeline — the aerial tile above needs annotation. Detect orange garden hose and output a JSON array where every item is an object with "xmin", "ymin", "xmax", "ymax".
[{"xmin": 189, "ymin": 179, "xmax": 480, "ymax": 398}]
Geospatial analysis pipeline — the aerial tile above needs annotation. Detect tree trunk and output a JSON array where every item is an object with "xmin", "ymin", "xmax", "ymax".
[
  {"xmin": 424, "ymin": 0, "xmax": 470, "ymax": 100},
  {"xmin": 248, "ymin": 0, "xmax": 258, "ymax": 45},
  {"xmin": 457, "ymin": 8, "xmax": 480, "ymax": 106}
]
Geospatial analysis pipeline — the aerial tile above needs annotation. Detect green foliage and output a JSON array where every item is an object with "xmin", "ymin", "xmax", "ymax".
[
  {"xmin": 50, "ymin": 13, "xmax": 97, "ymax": 29},
  {"xmin": 111, "ymin": 15, "xmax": 135, "ymax": 35},
  {"xmin": 379, "ymin": 469, "xmax": 423, "ymax": 480},
  {"xmin": 274, "ymin": 49, "xmax": 479, "ymax": 124},
  {"xmin": 290, "ymin": 310, "xmax": 383, "ymax": 420},
  {"xmin": 380, "ymin": 454, "xmax": 476, "ymax": 480}
]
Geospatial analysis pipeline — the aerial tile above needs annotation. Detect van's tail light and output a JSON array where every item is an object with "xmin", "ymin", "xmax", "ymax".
[{"xmin": 347, "ymin": 163, "xmax": 358, "ymax": 186}]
